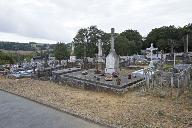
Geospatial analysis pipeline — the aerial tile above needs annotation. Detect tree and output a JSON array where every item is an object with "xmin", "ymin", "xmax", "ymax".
[
  {"xmin": 74, "ymin": 43, "xmax": 84, "ymax": 58},
  {"xmin": 182, "ymin": 23, "xmax": 192, "ymax": 52},
  {"xmin": 121, "ymin": 30, "xmax": 142, "ymax": 50},
  {"xmin": 100, "ymin": 33, "xmax": 111, "ymax": 56},
  {"xmin": 54, "ymin": 42, "xmax": 69, "ymax": 64},
  {"xmin": 73, "ymin": 26, "xmax": 110, "ymax": 58},
  {"xmin": 115, "ymin": 29, "xmax": 142, "ymax": 56},
  {"xmin": 0, "ymin": 41, "xmax": 35, "ymax": 51},
  {"xmin": 115, "ymin": 36, "xmax": 129, "ymax": 55},
  {"xmin": 144, "ymin": 26, "xmax": 182, "ymax": 53}
]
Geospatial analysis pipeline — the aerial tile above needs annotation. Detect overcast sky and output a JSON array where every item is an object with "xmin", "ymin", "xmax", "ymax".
[{"xmin": 0, "ymin": 0, "xmax": 191, "ymax": 44}]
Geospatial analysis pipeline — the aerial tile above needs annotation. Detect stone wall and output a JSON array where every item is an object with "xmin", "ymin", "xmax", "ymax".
[
  {"xmin": 33, "ymin": 65, "xmax": 64, "ymax": 79},
  {"xmin": 55, "ymin": 74, "xmax": 145, "ymax": 94}
]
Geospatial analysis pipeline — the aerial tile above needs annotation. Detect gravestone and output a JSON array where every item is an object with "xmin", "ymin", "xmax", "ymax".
[{"xmin": 105, "ymin": 28, "xmax": 119, "ymax": 74}]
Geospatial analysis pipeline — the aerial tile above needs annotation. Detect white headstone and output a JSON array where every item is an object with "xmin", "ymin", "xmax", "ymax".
[{"xmin": 105, "ymin": 28, "xmax": 119, "ymax": 74}]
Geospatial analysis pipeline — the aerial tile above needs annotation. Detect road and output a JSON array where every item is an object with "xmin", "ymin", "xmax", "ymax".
[{"xmin": 0, "ymin": 90, "xmax": 105, "ymax": 128}]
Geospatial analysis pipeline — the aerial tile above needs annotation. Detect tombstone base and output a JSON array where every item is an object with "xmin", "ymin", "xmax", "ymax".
[
  {"xmin": 105, "ymin": 68, "xmax": 119, "ymax": 74},
  {"xmin": 149, "ymin": 61, "xmax": 155, "ymax": 68},
  {"xmin": 69, "ymin": 56, "xmax": 76, "ymax": 63}
]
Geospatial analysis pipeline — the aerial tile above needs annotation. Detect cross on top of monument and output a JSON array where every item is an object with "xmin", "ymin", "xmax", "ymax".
[
  {"xmin": 96, "ymin": 39, "xmax": 103, "ymax": 46},
  {"xmin": 146, "ymin": 43, "xmax": 158, "ymax": 52},
  {"xmin": 111, "ymin": 28, "xmax": 114, "ymax": 35},
  {"xmin": 111, "ymin": 28, "xmax": 115, "ymax": 51}
]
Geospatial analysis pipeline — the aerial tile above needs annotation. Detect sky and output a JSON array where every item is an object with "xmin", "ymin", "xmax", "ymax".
[{"xmin": 0, "ymin": 0, "xmax": 191, "ymax": 44}]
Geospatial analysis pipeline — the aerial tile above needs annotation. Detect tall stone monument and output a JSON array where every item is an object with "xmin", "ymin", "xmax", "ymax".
[
  {"xmin": 105, "ymin": 28, "xmax": 119, "ymax": 74},
  {"xmin": 69, "ymin": 42, "xmax": 76, "ymax": 62},
  {"xmin": 97, "ymin": 39, "xmax": 104, "ymax": 63},
  {"xmin": 146, "ymin": 43, "xmax": 158, "ymax": 68},
  {"xmin": 96, "ymin": 39, "xmax": 104, "ymax": 72}
]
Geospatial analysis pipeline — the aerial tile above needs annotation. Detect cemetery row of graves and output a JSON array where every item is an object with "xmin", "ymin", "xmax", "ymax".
[{"xmin": 0, "ymin": 28, "xmax": 192, "ymax": 97}]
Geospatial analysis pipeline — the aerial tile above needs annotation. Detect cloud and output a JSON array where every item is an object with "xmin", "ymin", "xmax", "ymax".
[{"xmin": 0, "ymin": 0, "xmax": 191, "ymax": 43}]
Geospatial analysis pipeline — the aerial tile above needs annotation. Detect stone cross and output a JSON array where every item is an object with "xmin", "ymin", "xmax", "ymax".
[
  {"xmin": 111, "ymin": 28, "xmax": 115, "ymax": 51},
  {"xmin": 97, "ymin": 39, "xmax": 103, "ymax": 57},
  {"xmin": 146, "ymin": 43, "xmax": 158, "ymax": 68}
]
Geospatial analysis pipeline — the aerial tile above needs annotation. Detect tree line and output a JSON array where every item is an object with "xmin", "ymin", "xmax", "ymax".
[
  {"xmin": 54, "ymin": 23, "xmax": 192, "ymax": 61},
  {"xmin": 0, "ymin": 41, "xmax": 35, "ymax": 51},
  {"xmin": 0, "ymin": 41, "xmax": 56, "ymax": 51}
]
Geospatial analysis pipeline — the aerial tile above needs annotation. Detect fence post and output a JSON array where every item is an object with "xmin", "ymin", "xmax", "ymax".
[
  {"xmin": 189, "ymin": 67, "xmax": 191, "ymax": 88},
  {"xmin": 177, "ymin": 77, "xmax": 180, "ymax": 98},
  {"xmin": 146, "ymin": 74, "xmax": 149, "ymax": 91},
  {"xmin": 171, "ymin": 73, "xmax": 174, "ymax": 97},
  {"xmin": 160, "ymin": 72, "xmax": 163, "ymax": 88}
]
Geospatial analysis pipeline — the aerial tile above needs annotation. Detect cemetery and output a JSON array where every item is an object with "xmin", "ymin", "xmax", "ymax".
[
  {"xmin": 1, "ymin": 0, "xmax": 192, "ymax": 127},
  {"xmin": 1, "ymin": 27, "xmax": 192, "ymax": 95},
  {"xmin": 49, "ymin": 28, "xmax": 145, "ymax": 93},
  {"xmin": 0, "ymin": 27, "xmax": 192, "ymax": 127}
]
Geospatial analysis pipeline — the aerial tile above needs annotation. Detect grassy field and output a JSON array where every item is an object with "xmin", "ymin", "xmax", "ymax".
[
  {"xmin": 0, "ymin": 77, "xmax": 191, "ymax": 128},
  {"xmin": 0, "ymin": 49, "xmax": 34, "ymax": 55}
]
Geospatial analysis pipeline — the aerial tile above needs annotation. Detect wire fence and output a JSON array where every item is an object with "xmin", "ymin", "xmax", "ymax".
[{"xmin": 140, "ymin": 65, "xmax": 192, "ymax": 98}]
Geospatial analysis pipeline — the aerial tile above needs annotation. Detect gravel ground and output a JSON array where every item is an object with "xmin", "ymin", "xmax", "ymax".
[{"xmin": 0, "ymin": 77, "xmax": 192, "ymax": 128}]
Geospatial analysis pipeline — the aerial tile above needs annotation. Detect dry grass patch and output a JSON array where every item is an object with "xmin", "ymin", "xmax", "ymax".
[{"xmin": 0, "ymin": 77, "xmax": 191, "ymax": 128}]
